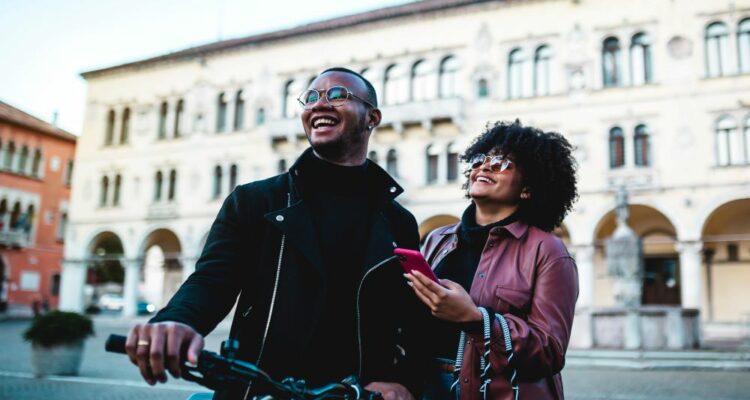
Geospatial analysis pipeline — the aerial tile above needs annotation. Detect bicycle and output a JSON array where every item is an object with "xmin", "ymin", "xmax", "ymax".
[{"xmin": 105, "ymin": 334, "xmax": 383, "ymax": 400}]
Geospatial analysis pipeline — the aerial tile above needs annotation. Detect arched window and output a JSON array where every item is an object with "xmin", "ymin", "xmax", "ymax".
[
  {"xmin": 213, "ymin": 165, "xmax": 223, "ymax": 199},
  {"xmin": 446, "ymin": 142, "xmax": 460, "ymax": 182},
  {"xmin": 384, "ymin": 64, "xmax": 406, "ymax": 105},
  {"xmin": 534, "ymin": 45, "xmax": 552, "ymax": 96},
  {"xmin": 17, "ymin": 145, "xmax": 28, "ymax": 173},
  {"xmin": 105, "ymin": 109, "xmax": 115, "ymax": 145},
  {"xmin": 234, "ymin": 90, "xmax": 245, "ymax": 131},
  {"xmin": 256, "ymin": 107, "xmax": 266, "ymax": 126},
  {"xmin": 715, "ymin": 116, "xmax": 742, "ymax": 165},
  {"xmin": 113, "ymin": 174, "xmax": 121, "ymax": 206},
  {"xmin": 174, "ymin": 99, "xmax": 183, "ymax": 138},
  {"xmin": 634, "ymin": 124, "xmax": 650, "ymax": 167},
  {"xmin": 154, "ymin": 171, "xmax": 163, "ymax": 201},
  {"xmin": 411, "ymin": 60, "xmax": 431, "ymax": 101},
  {"xmin": 602, "ymin": 37, "xmax": 622, "ymax": 87},
  {"xmin": 426, "ymin": 145, "xmax": 439, "ymax": 184},
  {"xmin": 368, "ymin": 151, "xmax": 379, "ymax": 165},
  {"xmin": 283, "ymin": 80, "xmax": 297, "ymax": 118},
  {"xmin": 101, "ymin": 176, "xmax": 110, "ymax": 206},
  {"xmin": 158, "ymin": 101, "xmax": 168, "ymax": 139},
  {"xmin": 168, "ymin": 169, "xmax": 177, "ymax": 201},
  {"xmin": 508, "ymin": 48, "xmax": 525, "ymax": 98},
  {"xmin": 277, "ymin": 159, "xmax": 287, "ymax": 173},
  {"xmin": 609, "ymin": 127, "xmax": 625, "ymax": 168},
  {"xmin": 120, "ymin": 107, "xmax": 130, "ymax": 144},
  {"xmin": 706, "ymin": 22, "xmax": 730, "ymax": 77},
  {"xmin": 4, "ymin": 141, "xmax": 15, "ymax": 169},
  {"xmin": 216, "ymin": 93, "xmax": 227, "ymax": 132},
  {"xmin": 738, "ymin": 19, "xmax": 750, "ymax": 74},
  {"xmin": 9, "ymin": 202, "xmax": 21, "ymax": 229},
  {"xmin": 386, "ymin": 149, "xmax": 398, "ymax": 177},
  {"xmin": 630, "ymin": 33, "xmax": 652, "ymax": 85},
  {"xmin": 229, "ymin": 164, "xmax": 238, "ymax": 190},
  {"xmin": 57, "ymin": 211, "xmax": 68, "ymax": 240},
  {"xmin": 31, "ymin": 149, "xmax": 42, "ymax": 176},
  {"xmin": 0, "ymin": 200, "xmax": 6, "ymax": 228},
  {"xmin": 439, "ymin": 55, "xmax": 459, "ymax": 98},
  {"xmin": 477, "ymin": 78, "xmax": 489, "ymax": 98}
]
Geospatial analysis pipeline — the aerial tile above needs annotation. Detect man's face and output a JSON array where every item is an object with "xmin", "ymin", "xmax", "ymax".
[{"xmin": 301, "ymin": 71, "xmax": 373, "ymax": 162}]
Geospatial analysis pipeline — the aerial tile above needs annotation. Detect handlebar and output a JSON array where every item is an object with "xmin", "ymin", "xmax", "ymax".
[{"xmin": 105, "ymin": 334, "xmax": 382, "ymax": 400}]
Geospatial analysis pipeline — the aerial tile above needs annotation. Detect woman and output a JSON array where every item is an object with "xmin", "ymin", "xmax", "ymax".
[{"xmin": 407, "ymin": 121, "xmax": 578, "ymax": 400}]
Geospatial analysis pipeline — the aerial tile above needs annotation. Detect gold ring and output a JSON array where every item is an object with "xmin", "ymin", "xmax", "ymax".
[{"xmin": 137, "ymin": 340, "xmax": 150, "ymax": 346}]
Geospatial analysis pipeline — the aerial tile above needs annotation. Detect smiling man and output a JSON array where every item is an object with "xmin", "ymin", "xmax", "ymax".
[{"xmin": 125, "ymin": 68, "xmax": 427, "ymax": 400}]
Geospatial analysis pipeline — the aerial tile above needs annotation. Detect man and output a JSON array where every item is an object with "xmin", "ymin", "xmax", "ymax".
[{"xmin": 125, "ymin": 68, "xmax": 426, "ymax": 399}]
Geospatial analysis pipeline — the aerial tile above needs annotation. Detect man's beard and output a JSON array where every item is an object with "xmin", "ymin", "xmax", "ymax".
[{"xmin": 307, "ymin": 122, "xmax": 367, "ymax": 162}]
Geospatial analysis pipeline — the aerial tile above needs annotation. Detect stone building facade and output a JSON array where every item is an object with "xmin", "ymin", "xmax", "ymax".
[{"xmin": 61, "ymin": 0, "xmax": 750, "ymax": 329}]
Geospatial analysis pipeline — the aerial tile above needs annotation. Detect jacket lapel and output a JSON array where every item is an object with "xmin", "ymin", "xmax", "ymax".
[{"xmin": 264, "ymin": 199, "xmax": 324, "ymax": 277}]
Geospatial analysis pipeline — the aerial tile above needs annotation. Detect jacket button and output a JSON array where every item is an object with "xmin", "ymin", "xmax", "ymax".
[
  {"xmin": 488, "ymin": 243, "xmax": 494, "ymax": 248},
  {"xmin": 392, "ymin": 241, "xmax": 398, "ymax": 247},
  {"xmin": 389, "ymin": 186, "xmax": 397, "ymax": 193},
  {"xmin": 463, "ymin": 378, "xmax": 469, "ymax": 383},
  {"xmin": 275, "ymin": 215, "xmax": 284, "ymax": 222},
  {"xmin": 479, "ymin": 273, "xmax": 486, "ymax": 279}
]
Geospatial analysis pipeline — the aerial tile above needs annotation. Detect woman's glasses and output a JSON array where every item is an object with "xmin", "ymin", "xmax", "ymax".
[
  {"xmin": 297, "ymin": 86, "xmax": 375, "ymax": 109},
  {"xmin": 469, "ymin": 153, "xmax": 513, "ymax": 172}
]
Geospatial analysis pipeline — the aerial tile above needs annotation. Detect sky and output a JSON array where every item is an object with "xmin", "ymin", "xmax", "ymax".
[{"xmin": 0, "ymin": 0, "xmax": 416, "ymax": 134}]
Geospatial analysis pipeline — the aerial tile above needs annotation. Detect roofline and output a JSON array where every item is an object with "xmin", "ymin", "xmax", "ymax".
[
  {"xmin": 0, "ymin": 101, "xmax": 77, "ymax": 142},
  {"xmin": 80, "ymin": 0, "xmax": 500, "ymax": 79}
]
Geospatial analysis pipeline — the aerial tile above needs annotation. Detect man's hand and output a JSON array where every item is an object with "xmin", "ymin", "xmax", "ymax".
[
  {"xmin": 364, "ymin": 382, "xmax": 415, "ymax": 400},
  {"xmin": 125, "ymin": 321, "xmax": 204, "ymax": 385},
  {"xmin": 406, "ymin": 270, "xmax": 482, "ymax": 323}
]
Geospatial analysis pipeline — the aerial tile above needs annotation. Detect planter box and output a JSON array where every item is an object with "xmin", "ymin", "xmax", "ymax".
[{"xmin": 31, "ymin": 340, "xmax": 85, "ymax": 376}]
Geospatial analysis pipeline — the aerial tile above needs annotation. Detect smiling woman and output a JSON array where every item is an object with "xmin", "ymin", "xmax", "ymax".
[{"xmin": 410, "ymin": 120, "xmax": 579, "ymax": 400}]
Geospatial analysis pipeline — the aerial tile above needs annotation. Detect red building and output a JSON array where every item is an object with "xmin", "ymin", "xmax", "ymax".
[{"xmin": 0, "ymin": 101, "xmax": 76, "ymax": 314}]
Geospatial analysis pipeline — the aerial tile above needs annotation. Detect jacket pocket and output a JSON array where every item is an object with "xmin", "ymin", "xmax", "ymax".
[{"xmin": 494, "ymin": 286, "xmax": 531, "ymax": 316}]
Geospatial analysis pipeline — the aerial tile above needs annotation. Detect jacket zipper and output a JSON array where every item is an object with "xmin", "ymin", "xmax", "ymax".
[
  {"xmin": 356, "ymin": 255, "xmax": 399, "ymax": 377},
  {"xmin": 244, "ymin": 193, "xmax": 290, "ymax": 400}
]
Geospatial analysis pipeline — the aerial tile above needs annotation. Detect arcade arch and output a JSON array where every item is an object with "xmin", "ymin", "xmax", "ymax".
[
  {"xmin": 85, "ymin": 231, "xmax": 125, "ymax": 313},
  {"xmin": 139, "ymin": 228, "xmax": 183, "ymax": 308}
]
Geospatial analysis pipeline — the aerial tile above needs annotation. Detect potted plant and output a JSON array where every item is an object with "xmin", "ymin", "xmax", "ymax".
[{"xmin": 23, "ymin": 310, "xmax": 95, "ymax": 376}]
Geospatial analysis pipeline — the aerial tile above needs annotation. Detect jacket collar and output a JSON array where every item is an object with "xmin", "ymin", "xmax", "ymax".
[
  {"xmin": 440, "ymin": 219, "xmax": 530, "ymax": 240},
  {"xmin": 287, "ymin": 147, "xmax": 404, "ymax": 204}
]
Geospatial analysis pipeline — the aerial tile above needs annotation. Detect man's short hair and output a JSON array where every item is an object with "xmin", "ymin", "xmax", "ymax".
[{"xmin": 319, "ymin": 67, "xmax": 378, "ymax": 108}]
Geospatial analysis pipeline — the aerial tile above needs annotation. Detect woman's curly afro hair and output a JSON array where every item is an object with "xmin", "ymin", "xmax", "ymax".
[{"xmin": 462, "ymin": 120, "xmax": 578, "ymax": 232}]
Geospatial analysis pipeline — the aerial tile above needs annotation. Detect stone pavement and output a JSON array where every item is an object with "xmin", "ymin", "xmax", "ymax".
[{"xmin": 1, "ymin": 317, "xmax": 750, "ymax": 400}]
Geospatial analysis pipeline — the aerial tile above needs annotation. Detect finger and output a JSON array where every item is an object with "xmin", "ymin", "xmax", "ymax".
[
  {"xmin": 414, "ymin": 270, "xmax": 444, "ymax": 292},
  {"xmin": 149, "ymin": 324, "xmax": 167, "ymax": 383},
  {"xmin": 186, "ymin": 333, "xmax": 204, "ymax": 365},
  {"xmin": 440, "ymin": 279, "xmax": 462, "ymax": 290},
  {"xmin": 410, "ymin": 282, "xmax": 434, "ymax": 309},
  {"xmin": 135, "ymin": 325, "xmax": 155, "ymax": 385},
  {"xmin": 410, "ymin": 271, "xmax": 442, "ymax": 304},
  {"xmin": 125, "ymin": 324, "xmax": 141, "ymax": 365},
  {"xmin": 164, "ymin": 323, "xmax": 183, "ymax": 379}
]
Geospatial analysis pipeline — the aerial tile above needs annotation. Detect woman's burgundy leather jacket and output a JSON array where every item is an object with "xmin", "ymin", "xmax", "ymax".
[{"xmin": 421, "ymin": 221, "xmax": 578, "ymax": 400}]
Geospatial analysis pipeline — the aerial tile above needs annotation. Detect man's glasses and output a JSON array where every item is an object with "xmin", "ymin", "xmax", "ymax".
[
  {"xmin": 468, "ymin": 153, "xmax": 514, "ymax": 173},
  {"xmin": 297, "ymin": 86, "xmax": 375, "ymax": 109}
]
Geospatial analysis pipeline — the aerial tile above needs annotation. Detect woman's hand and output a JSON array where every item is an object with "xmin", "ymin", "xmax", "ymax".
[{"xmin": 405, "ymin": 271, "xmax": 482, "ymax": 323}]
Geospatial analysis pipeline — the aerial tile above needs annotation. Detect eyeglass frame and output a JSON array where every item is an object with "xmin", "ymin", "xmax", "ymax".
[
  {"xmin": 297, "ymin": 86, "xmax": 376, "ymax": 110},
  {"xmin": 468, "ymin": 153, "xmax": 514, "ymax": 172}
]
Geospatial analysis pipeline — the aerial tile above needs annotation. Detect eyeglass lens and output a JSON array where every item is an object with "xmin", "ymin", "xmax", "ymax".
[
  {"xmin": 300, "ymin": 86, "xmax": 349, "ymax": 108},
  {"xmin": 470, "ymin": 154, "xmax": 511, "ymax": 172}
]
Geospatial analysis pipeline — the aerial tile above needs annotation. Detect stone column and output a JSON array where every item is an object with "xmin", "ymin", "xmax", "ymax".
[
  {"xmin": 677, "ymin": 241, "xmax": 703, "ymax": 311},
  {"xmin": 59, "ymin": 260, "xmax": 87, "ymax": 312},
  {"xmin": 574, "ymin": 245, "xmax": 596, "ymax": 309},
  {"xmin": 121, "ymin": 258, "xmax": 141, "ymax": 317}
]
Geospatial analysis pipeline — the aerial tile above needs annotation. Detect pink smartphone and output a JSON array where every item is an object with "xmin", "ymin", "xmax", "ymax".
[{"xmin": 394, "ymin": 248, "xmax": 441, "ymax": 284}]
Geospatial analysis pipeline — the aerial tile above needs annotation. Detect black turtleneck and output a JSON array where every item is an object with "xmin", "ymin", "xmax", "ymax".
[
  {"xmin": 296, "ymin": 152, "xmax": 374, "ymax": 384},
  {"xmin": 431, "ymin": 202, "xmax": 518, "ymax": 359}
]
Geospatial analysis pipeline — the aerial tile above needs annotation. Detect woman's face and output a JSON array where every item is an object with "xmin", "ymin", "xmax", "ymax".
[{"xmin": 467, "ymin": 151, "xmax": 525, "ymax": 205}]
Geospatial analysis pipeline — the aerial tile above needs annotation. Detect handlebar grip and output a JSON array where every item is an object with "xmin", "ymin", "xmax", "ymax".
[{"xmin": 105, "ymin": 334, "xmax": 127, "ymax": 354}]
